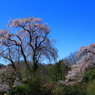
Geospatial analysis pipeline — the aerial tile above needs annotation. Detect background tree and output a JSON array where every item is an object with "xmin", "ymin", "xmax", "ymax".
[
  {"xmin": 64, "ymin": 52, "xmax": 78, "ymax": 65},
  {"xmin": 49, "ymin": 60, "xmax": 69, "ymax": 82}
]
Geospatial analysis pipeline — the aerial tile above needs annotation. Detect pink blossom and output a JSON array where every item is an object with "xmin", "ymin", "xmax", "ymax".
[{"xmin": 0, "ymin": 84, "xmax": 9, "ymax": 91}]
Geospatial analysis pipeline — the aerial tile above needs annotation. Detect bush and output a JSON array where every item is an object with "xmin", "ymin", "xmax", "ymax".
[
  {"xmin": 82, "ymin": 68, "xmax": 95, "ymax": 82},
  {"xmin": 52, "ymin": 83, "xmax": 87, "ymax": 95},
  {"xmin": 9, "ymin": 69, "xmax": 54, "ymax": 95},
  {"xmin": 86, "ymin": 80, "xmax": 95, "ymax": 95}
]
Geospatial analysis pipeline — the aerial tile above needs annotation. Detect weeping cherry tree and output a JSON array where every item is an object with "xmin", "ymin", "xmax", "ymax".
[{"xmin": 0, "ymin": 16, "xmax": 58, "ymax": 71}]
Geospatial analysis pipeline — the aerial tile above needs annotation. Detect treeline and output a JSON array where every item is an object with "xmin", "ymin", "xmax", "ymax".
[
  {"xmin": 0, "ymin": 53, "xmax": 95, "ymax": 95},
  {"xmin": 0, "ymin": 59, "xmax": 70, "ymax": 95}
]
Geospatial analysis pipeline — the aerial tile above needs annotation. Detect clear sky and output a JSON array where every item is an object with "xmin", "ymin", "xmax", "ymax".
[{"xmin": 0, "ymin": 0, "xmax": 95, "ymax": 64}]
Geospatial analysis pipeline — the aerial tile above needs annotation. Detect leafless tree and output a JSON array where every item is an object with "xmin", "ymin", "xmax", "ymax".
[{"xmin": 64, "ymin": 52, "xmax": 78, "ymax": 65}]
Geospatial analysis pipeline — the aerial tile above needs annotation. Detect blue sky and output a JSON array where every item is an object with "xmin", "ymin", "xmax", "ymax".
[{"xmin": 0, "ymin": 0, "xmax": 95, "ymax": 63}]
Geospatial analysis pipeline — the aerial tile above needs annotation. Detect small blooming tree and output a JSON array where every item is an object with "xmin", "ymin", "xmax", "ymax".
[{"xmin": 64, "ymin": 43, "xmax": 95, "ymax": 85}]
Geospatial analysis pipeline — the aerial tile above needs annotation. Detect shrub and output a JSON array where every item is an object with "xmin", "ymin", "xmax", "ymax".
[
  {"xmin": 52, "ymin": 83, "xmax": 87, "ymax": 95},
  {"xmin": 86, "ymin": 80, "xmax": 95, "ymax": 95},
  {"xmin": 82, "ymin": 68, "xmax": 95, "ymax": 82},
  {"xmin": 10, "ymin": 69, "xmax": 54, "ymax": 95}
]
